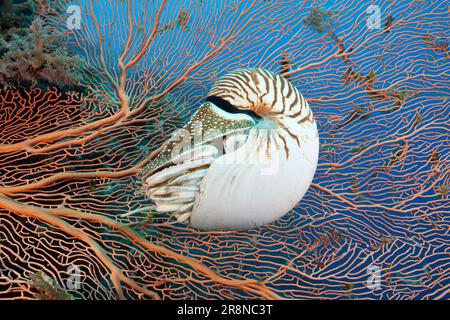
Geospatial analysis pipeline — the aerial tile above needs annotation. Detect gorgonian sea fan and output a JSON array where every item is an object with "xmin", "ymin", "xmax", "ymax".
[{"xmin": 0, "ymin": 0, "xmax": 448, "ymax": 299}]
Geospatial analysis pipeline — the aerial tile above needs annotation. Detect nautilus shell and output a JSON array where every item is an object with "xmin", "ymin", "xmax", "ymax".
[{"xmin": 141, "ymin": 68, "xmax": 319, "ymax": 230}]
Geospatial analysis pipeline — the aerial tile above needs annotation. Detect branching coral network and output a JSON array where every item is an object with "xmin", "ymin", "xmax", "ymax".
[{"xmin": 0, "ymin": 0, "xmax": 448, "ymax": 299}]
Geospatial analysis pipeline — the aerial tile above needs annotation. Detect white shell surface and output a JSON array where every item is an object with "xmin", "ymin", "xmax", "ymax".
[{"xmin": 190, "ymin": 119, "xmax": 319, "ymax": 230}]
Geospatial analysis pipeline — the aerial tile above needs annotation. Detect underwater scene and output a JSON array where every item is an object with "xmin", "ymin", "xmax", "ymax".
[{"xmin": 0, "ymin": 0, "xmax": 448, "ymax": 301}]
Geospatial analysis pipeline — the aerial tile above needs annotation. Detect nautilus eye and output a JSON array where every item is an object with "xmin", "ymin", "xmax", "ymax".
[{"xmin": 141, "ymin": 68, "xmax": 319, "ymax": 231}]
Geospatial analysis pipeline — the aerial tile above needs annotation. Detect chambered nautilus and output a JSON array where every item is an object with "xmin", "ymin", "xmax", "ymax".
[{"xmin": 140, "ymin": 68, "xmax": 319, "ymax": 230}]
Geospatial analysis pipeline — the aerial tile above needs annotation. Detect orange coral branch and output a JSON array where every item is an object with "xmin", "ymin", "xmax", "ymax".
[
  {"xmin": 0, "ymin": 194, "xmax": 281, "ymax": 300},
  {"xmin": 0, "ymin": 194, "xmax": 160, "ymax": 299}
]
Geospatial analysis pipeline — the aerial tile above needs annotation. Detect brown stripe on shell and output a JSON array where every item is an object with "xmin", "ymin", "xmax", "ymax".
[
  {"xmin": 279, "ymin": 121, "xmax": 300, "ymax": 147},
  {"xmin": 208, "ymin": 67, "xmax": 310, "ymax": 123},
  {"xmin": 277, "ymin": 132, "xmax": 289, "ymax": 159},
  {"xmin": 297, "ymin": 108, "xmax": 315, "ymax": 124}
]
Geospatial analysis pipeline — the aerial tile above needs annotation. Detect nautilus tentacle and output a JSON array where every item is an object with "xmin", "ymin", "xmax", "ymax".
[{"xmin": 141, "ymin": 68, "xmax": 319, "ymax": 230}]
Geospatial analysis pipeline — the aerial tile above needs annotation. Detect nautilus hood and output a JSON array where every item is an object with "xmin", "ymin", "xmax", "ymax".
[{"xmin": 140, "ymin": 101, "xmax": 257, "ymax": 180}]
